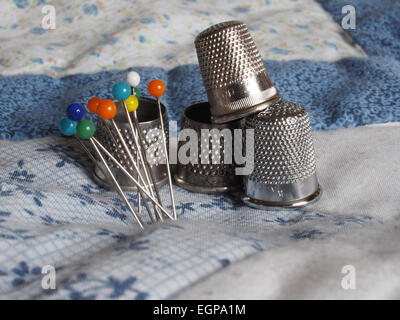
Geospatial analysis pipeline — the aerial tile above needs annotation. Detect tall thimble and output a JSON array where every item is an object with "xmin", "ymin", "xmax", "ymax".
[
  {"xmin": 93, "ymin": 97, "xmax": 169, "ymax": 191},
  {"xmin": 195, "ymin": 20, "xmax": 281, "ymax": 124},
  {"xmin": 174, "ymin": 102, "xmax": 242, "ymax": 193},
  {"xmin": 241, "ymin": 100, "xmax": 321, "ymax": 209}
]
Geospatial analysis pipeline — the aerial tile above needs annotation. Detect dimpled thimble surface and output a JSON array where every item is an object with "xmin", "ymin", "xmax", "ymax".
[
  {"xmin": 241, "ymin": 100, "xmax": 321, "ymax": 209},
  {"xmin": 195, "ymin": 20, "xmax": 280, "ymax": 124},
  {"xmin": 174, "ymin": 102, "xmax": 242, "ymax": 193},
  {"xmin": 93, "ymin": 98, "xmax": 169, "ymax": 191}
]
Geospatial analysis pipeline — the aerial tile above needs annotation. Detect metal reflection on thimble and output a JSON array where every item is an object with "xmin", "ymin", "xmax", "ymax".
[
  {"xmin": 194, "ymin": 20, "xmax": 281, "ymax": 124},
  {"xmin": 93, "ymin": 97, "xmax": 169, "ymax": 191},
  {"xmin": 241, "ymin": 100, "xmax": 321, "ymax": 209},
  {"xmin": 174, "ymin": 102, "xmax": 242, "ymax": 193}
]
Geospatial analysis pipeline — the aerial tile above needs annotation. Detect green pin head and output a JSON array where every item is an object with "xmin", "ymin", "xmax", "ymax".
[{"xmin": 76, "ymin": 120, "xmax": 95, "ymax": 139}]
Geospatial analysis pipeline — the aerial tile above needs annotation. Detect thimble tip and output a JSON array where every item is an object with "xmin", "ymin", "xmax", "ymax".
[{"xmin": 194, "ymin": 20, "xmax": 245, "ymax": 43}]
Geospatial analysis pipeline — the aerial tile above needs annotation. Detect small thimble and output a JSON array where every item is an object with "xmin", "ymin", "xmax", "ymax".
[
  {"xmin": 241, "ymin": 100, "xmax": 321, "ymax": 208},
  {"xmin": 174, "ymin": 102, "xmax": 242, "ymax": 193},
  {"xmin": 195, "ymin": 20, "xmax": 280, "ymax": 124},
  {"xmin": 93, "ymin": 97, "xmax": 169, "ymax": 191}
]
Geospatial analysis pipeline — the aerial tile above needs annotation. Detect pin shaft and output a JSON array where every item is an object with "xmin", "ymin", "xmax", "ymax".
[
  {"xmin": 157, "ymin": 98, "xmax": 177, "ymax": 220},
  {"xmin": 92, "ymin": 136, "xmax": 174, "ymax": 220},
  {"xmin": 122, "ymin": 102, "xmax": 163, "ymax": 221},
  {"xmin": 108, "ymin": 118, "xmax": 157, "ymax": 222},
  {"xmin": 88, "ymin": 138, "xmax": 145, "ymax": 229},
  {"xmin": 132, "ymin": 109, "xmax": 164, "ymax": 211}
]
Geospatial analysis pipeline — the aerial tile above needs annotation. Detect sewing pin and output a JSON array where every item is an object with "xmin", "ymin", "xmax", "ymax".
[
  {"xmin": 90, "ymin": 96, "xmax": 142, "ymax": 215},
  {"xmin": 126, "ymin": 72, "xmax": 164, "ymax": 212},
  {"xmin": 59, "ymin": 116, "xmax": 145, "ymax": 229},
  {"xmin": 97, "ymin": 98, "xmax": 165, "ymax": 221},
  {"xmin": 112, "ymin": 82, "xmax": 162, "ymax": 221},
  {"xmin": 148, "ymin": 79, "xmax": 177, "ymax": 220},
  {"xmin": 89, "ymin": 98, "xmax": 155, "ymax": 223},
  {"xmin": 92, "ymin": 136, "xmax": 174, "ymax": 220}
]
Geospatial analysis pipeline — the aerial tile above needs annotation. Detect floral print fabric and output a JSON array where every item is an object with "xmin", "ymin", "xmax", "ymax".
[{"xmin": 0, "ymin": 0, "xmax": 364, "ymax": 77}]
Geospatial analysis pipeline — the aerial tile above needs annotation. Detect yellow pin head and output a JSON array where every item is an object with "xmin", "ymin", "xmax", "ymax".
[{"xmin": 125, "ymin": 95, "xmax": 139, "ymax": 112}]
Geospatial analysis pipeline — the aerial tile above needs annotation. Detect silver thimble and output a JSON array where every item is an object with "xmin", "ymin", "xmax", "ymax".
[
  {"xmin": 241, "ymin": 100, "xmax": 321, "ymax": 209},
  {"xmin": 93, "ymin": 97, "xmax": 169, "ymax": 191},
  {"xmin": 194, "ymin": 20, "xmax": 281, "ymax": 124},
  {"xmin": 174, "ymin": 102, "xmax": 242, "ymax": 193}
]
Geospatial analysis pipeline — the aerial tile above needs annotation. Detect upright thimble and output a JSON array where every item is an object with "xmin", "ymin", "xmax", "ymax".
[
  {"xmin": 93, "ymin": 97, "xmax": 169, "ymax": 191},
  {"xmin": 174, "ymin": 102, "xmax": 242, "ymax": 193},
  {"xmin": 195, "ymin": 20, "xmax": 280, "ymax": 124},
  {"xmin": 241, "ymin": 100, "xmax": 321, "ymax": 209}
]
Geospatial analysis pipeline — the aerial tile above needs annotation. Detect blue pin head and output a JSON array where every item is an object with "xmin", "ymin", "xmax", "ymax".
[
  {"xmin": 112, "ymin": 81, "xmax": 131, "ymax": 101},
  {"xmin": 67, "ymin": 103, "xmax": 85, "ymax": 121},
  {"xmin": 59, "ymin": 117, "xmax": 77, "ymax": 136}
]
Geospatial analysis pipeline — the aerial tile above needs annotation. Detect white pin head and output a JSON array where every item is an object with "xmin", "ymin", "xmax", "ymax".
[{"xmin": 126, "ymin": 71, "xmax": 140, "ymax": 88}]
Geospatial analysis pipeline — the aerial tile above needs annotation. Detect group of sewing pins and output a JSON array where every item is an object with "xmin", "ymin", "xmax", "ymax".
[{"xmin": 59, "ymin": 72, "xmax": 176, "ymax": 229}]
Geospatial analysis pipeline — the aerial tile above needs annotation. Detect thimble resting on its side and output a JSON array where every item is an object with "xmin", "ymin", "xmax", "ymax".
[
  {"xmin": 195, "ymin": 20, "xmax": 281, "ymax": 124},
  {"xmin": 93, "ymin": 97, "xmax": 169, "ymax": 191},
  {"xmin": 174, "ymin": 102, "xmax": 242, "ymax": 193},
  {"xmin": 241, "ymin": 100, "xmax": 321, "ymax": 209}
]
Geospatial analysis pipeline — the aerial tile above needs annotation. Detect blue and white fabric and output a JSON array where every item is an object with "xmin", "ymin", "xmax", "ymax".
[{"xmin": 0, "ymin": 0, "xmax": 399, "ymax": 299}]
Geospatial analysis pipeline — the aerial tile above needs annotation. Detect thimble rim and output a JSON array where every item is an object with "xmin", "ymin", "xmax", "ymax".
[
  {"xmin": 241, "ymin": 187, "xmax": 322, "ymax": 210},
  {"xmin": 183, "ymin": 101, "xmax": 241, "ymax": 127},
  {"xmin": 173, "ymin": 172, "xmax": 242, "ymax": 194},
  {"xmin": 211, "ymin": 94, "xmax": 282, "ymax": 123},
  {"xmin": 114, "ymin": 97, "xmax": 167, "ymax": 125}
]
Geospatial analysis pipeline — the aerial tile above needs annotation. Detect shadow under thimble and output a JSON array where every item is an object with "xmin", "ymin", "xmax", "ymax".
[
  {"xmin": 241, "ymin": 101, "xmax": 321, "ymax": 209},
  {"xmin": 174, "ymin": 102, "xmax": 242, "ymax": 193},
  {"xmin": 93, "ymin": 97, "xmax": 169, "ymax": 191}
]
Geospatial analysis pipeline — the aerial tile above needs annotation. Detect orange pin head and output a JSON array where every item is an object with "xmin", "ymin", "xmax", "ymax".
[
  {"xmin": 97, "ymin": 99, "xmax": 117, "ymax": 120},
  {"xmin": 87, "ymin": 97, "xmax": 102, "ymax": 113},
  {"xmin": 148, "ymin": 79, "xmax": 165, "ymax": 98}
]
